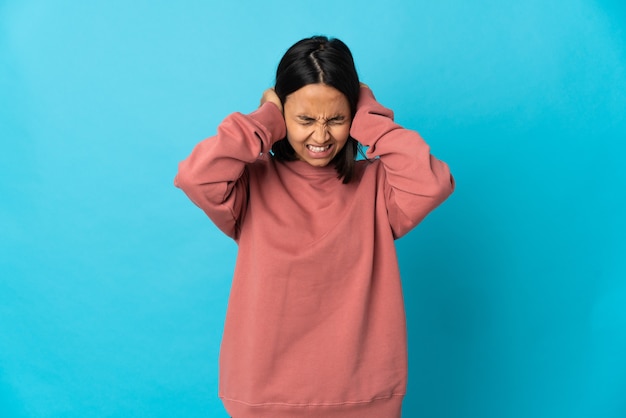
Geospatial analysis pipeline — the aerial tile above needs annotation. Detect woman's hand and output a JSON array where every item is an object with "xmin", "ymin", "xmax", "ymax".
[{"xmin": 260, "ymin": 88, "xmax": 283, "ymax": 113}]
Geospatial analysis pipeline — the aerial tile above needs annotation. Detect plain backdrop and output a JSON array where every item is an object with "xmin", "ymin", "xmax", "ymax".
[{"xmin": 1, "ymin": 1, "xmax": 625, "ymax": 417}]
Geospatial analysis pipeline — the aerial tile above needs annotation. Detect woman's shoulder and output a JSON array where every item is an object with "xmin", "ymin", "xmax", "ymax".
[
  {"xmin": 247, "ymin": 154, "xmax": 273, "ymax": 173},
  {"xmin": 354, "ymin": 158, "xmax": 382, "ymax": 182},
  {"xmin": 356, "ymin": 158, "xmax": 381, "ymax": 171}
]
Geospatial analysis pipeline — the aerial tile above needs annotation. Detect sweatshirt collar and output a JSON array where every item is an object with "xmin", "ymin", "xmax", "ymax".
[{"xmin": 278, "ymin": 159, "xmax": 338, "ymax": 178}]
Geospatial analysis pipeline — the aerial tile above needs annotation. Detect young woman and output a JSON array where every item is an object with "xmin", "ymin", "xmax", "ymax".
[{"xmin": 175, "ymin": 36, "xmax": 454, "ymax": 418}]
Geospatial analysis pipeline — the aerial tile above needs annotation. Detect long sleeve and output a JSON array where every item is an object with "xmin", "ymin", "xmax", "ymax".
[
  {"xmin": 174, "ymin": 102, "xmax": 286, "ymax": 239},
  {"xmin": 350, "ymin": 86, "xmax": 455, "ymax": 239}
]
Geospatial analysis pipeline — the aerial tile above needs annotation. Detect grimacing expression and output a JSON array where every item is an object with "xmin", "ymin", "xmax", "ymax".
[{"xmin": 283, "ymin": 83, "xmax": 352, "ymax": 167}]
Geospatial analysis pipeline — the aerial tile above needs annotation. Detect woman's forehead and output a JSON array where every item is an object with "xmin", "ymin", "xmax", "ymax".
[{"xmin": 285, "ymin": 84, "xmax": 350, "ymax": 115}]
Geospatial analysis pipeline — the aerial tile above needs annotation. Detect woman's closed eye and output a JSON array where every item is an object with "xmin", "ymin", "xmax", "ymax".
[
  {"xmin": 297, "ymin": 116, "xmax": 316, "ymax": 126},
  {"xmin": 297, "ymin": 116, "xmax": 347, "ymax": 126},
  {"xmin": 327, "ymin": 116, "xmax": 347, "ymax": 126}
]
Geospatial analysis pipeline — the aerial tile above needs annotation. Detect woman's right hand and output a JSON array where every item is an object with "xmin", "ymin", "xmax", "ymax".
[{"xmin": 260, "ymin": 88, "xmax": 283, "ymax": 113}]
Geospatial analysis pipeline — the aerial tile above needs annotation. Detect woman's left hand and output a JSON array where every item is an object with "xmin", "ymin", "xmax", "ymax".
[{"xmin": 260, "ymin": 88, "xmax": 283, "ymax": 113}]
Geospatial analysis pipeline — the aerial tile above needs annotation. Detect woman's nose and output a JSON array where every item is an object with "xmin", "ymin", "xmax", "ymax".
[{"xmin": 311, "ymin": 123, "xmax": 330, "ymax": 143}]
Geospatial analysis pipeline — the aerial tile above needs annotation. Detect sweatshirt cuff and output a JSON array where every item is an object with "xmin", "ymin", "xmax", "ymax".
[
  {"xmin": 356, "ymin": 85, "xmax": 377, "ymax": 107},
  {"xmin": 351, "ymin": 86, "xmax": 395, "ymax": 146},
  {"xmin": 248, "ymin": 102, "xmax": 287, "ymax": 150}
]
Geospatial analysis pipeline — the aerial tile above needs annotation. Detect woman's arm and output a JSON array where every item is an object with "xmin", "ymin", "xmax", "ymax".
[
  {"xmin": 174, "ymin": 93, "xmax": 285, "ymax": 240},
  {"xmin": 350, "ymin": 85, "xmax": 455, "ymax": 239}
]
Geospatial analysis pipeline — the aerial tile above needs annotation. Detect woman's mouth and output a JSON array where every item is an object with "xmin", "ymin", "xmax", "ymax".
[{"xmin": 306, "ymin": 144, "xmax": 332, "ymax": 153}]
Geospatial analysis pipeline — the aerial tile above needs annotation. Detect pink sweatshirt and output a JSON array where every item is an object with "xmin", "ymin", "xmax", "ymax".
[{"xmin": 175, "ymin": 87, "xmax": 454, "ymax": 418}]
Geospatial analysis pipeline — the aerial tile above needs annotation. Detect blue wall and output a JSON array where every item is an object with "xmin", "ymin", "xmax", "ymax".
[{"xmin": 1, "ymin": 1, "xmax": 625, "ymax": 417}]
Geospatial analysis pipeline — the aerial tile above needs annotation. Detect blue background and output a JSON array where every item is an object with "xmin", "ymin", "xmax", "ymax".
[{"xmin": 2, "ymin": 1, "xmax": 625, "ymax": 417}]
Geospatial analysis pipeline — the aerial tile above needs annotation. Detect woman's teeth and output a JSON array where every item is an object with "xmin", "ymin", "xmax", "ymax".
[{"xmin": 307, "ymin": 144, "xmax": 331, "ymax": 153}]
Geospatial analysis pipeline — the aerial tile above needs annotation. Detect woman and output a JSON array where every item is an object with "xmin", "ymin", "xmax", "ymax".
[{"xmin": 175, "ymin": 36, "xmax": 454, "ymax": 418}]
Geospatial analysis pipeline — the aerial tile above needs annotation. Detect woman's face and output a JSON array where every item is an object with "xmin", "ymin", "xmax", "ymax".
[{"xmin": 283, "ymin": 83, "xmax": 352, "ymax": 167}]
